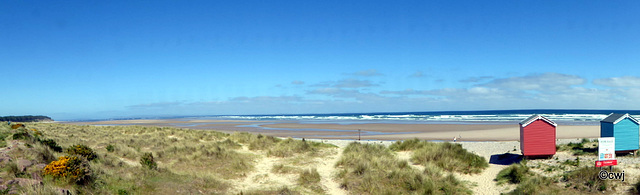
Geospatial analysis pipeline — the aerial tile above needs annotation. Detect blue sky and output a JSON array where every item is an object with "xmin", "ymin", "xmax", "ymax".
[{"xmin": 2, "ymin": 1, "xmax": 640, "ymax": 120}]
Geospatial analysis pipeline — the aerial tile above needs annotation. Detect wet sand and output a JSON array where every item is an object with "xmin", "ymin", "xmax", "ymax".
[{"xmin": 66, "ymin": 119, "xmax": 600, "ymax": 141}]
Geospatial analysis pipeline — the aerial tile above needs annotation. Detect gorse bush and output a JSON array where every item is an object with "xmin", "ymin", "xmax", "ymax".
[
  {"xmin": 12, "ymin": 131, "xmax": 31, "ymax": 140},
  {"xmin": 43, "ymin": 155, "xmax": 92, "ymax": 184},
  {"xmin": 106, "ymin": 144, "xmax": 115, "ymax": 152},
  {"xmin": 140, "ymin": 152, "xmax": 157, "ymax": 170},
  {"xmin": 390, "ymin": 139, "xmax": 488, "ymax": 174},
  {"xmin": 66, "ymin": 144, "xmax": 98, "ymax": 161}
]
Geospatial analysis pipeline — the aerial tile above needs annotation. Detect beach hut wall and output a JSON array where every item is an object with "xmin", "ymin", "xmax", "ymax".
[
  {"xmin": 600, "ymin": 113, "xmax": 639, "ymax": 152},
  {"xmin": 519, "ymin": 115, "xmax": 557, "ymax": 157}
]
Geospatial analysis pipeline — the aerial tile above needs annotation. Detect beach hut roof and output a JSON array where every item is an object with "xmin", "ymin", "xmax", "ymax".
[
  {"xmin": 520, "ymin": 114, "xmax": 557, "ymax": 127},
  {"xmin": 601, "ymin": 113, "xmax": 639, "ymax": 124}
]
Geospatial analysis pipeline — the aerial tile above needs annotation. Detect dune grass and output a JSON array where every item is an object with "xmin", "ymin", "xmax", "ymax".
[
  {"xmin": 0, "ymin": 122, "xmax": 337, "ymax": 194},
  {"xmin": 495, "ymin": 161, "xmax": 529, "ymax": 185},
  {"xmin": 498, "ymin": 160, "xmax": 622, "ymax": 194},
  {"xmin": 556, "ymin": 138, "xmax": 597, "ymax": 156},
  {"xmin": 390, "ymin": 138, "xmax": 488, "ymax": 174},
  {"xmin": 335, "ymin": 142, "xmax": 471, "ymax": 194},
  {"xmin": 297, "ymin": 168, "xmax": 323, "ymax": 193},
  {"xmin": 561, "ymin": 166, "xmax": 617, "ymax": 192}
]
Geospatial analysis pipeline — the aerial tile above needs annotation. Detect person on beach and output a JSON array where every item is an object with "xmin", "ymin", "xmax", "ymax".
[{"xmin": 453, "ymin": 137, "xmax": 457, "ymax": 142}]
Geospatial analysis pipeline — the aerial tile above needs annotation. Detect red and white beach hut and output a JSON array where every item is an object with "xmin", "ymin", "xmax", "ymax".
[{"xmin": 519, "ymin": 114, "xmax": 557, "ymax": 157}]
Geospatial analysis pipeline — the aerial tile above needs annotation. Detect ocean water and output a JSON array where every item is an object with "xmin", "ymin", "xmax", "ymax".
[{"xmin": 170, "ymin": 109, "xmax": 640, "ymax": 126}]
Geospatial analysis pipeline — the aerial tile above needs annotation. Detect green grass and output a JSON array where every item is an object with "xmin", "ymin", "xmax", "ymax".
[
  {"xmin": 335, "ymin": 142, "xmax": 471, "ymax": 194},
  {"xmin": 0, "ymin": 129, "xmax": 11, "ymax": 148},
  {"xmin": 507, "ymin": 175, "xmax": 565, "ymax": 195},
  {"xmin": 390, "ymin": 138, "xmax": 488, "ymax": 174},
  {"xmin": 556, "ymin": 138, "xmax": 597, "ymax": 156},
  {"xmin": 271, "ymin": 163, "xmax": 299, "ymax": 174},
  {"xmin": 240, "ymin": 186, "xmax": 301, "ymax": 195},
  {"xmin": 2, "ymin": 122, "xmax": 339, "ymax": 194},
  {"xmin": 297, "ymin": 168, "xmax": 323, "ymax": 193},
  {"xmin": 561, "ymin": 166, "xmax": 616, "ymax": 192},
  {"xmin": 495, "ymin": 161, "xmax": 529, "ymax": 185},
  {"xmin": 499, "ymin": 160, "xmax": 621, "ymax": 194}
]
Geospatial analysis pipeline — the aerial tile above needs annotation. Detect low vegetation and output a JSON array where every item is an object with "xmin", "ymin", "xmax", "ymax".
[
  {"xmin": 495, "ymin": 161, "xmax": 529, "ymax": 185},
  {"xmin": 498, "ymin": 160, "xmax": 622, "ymax": 194},
  {"xmin": 557, "ymin": 138, "xmax": 597, "ymax": 156},
  {"xmin": 43, "ymin": 155, "xmax": 92, "ymax": 184},
  {"xmin": 140, "ymin": 152, "xmax": 157, "ymax": 170},
  {"xmin": 561, "ymin": 166, "xmax": 617, "ymax": 192},
  {"xmin": 297, "ymin": 168, "xmax": 322, "ymax": 193},
  {"xmin": 0, "ymin": 122, "xmax": 337, "ymax": 194},
  {"xmin": 335, "ymin": 142, "xmax": 472, "ymax": 194},
  {"xmin": 390, "ymin": 138, "xmax": 489, "ymax": 174}
]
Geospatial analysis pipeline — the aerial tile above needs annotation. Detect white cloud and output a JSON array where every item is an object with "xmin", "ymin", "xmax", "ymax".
[
  {"xmin": 121, "ymin": 72, "xmax": 640, "ymax": 117},
  {"xmin": 127, "ymin": 101, "xmax": 183, "ymax": 109},
  {"xmin": 409, "ymin": 71, "xmax": 424, "ymax": 78},
  {"xmin": 593, "ymin": 76, "xmax": 640, "ymax": 87},
  {"xmin": 459, "ymin": 76, "xmax": 493, "ymax": 83},
  {"xmin": 348, "ymin": 69, "xmax": 383, "ymax": 77},
  {"xmin": 334, "ymin": 79, "xmax": 378, "ymax": 88},
  {"xmin": 291, "ymin": 80, "xmax": 305, "ymax": 85},
  {"xmin": 481, "ymin": 73, "xmax": 585, "ymax": 91}
]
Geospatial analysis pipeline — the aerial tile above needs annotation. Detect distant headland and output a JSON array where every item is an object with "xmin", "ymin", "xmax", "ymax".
[{"xmin": 0, "ymin": 115, "xmax": 53, "ymax": 122}]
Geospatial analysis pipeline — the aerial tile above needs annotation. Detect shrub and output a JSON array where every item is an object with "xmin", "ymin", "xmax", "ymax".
[
  {"xmin": 140, "ymin": 152, "xmax": 157, "ymax": 170},
  {"xmin": 106, "ymin": 144, "xmax": 115, "ymax": 152},
  {"xmin": 562, "ymin": 166, "xmax": 612, "ymax": 192},
  {"xmin": 632, "ymin": 179, "xmax": 640, "ymax": 194},
  {"xmin": 0, "ymin": 131, "xmax": 10, "ymax": 148},
  {"xmin": 495, "ymin": 162, "xmax": 529, "ymax": 184},
  {"xmin": 42, "ymin": 155, "xmax": 92, "ymax": 184},
  {"xmin": 5, "ymin": 161, "xmax": 20, "ymax": 176},
  {"xmin": 12, "ymin": 131, "xmax": 31, "ymax": 140},
  {"xmin": 66, "ymin": 144, "xmax": 97, "ymax": 161},
  {"xmin": 39, "ymin": 138, "xmax": 63, "ymax": 152}
]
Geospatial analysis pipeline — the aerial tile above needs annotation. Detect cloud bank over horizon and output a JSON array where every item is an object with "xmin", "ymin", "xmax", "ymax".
[{"xmin": 103, "ymin": 71, "xmax": 640, "ymax": 120}]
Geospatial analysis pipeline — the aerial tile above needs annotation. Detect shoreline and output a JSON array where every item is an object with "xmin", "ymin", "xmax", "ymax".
[{"xmin": 64, "ymin": 119, "xmax": 600, "ymax": 142}]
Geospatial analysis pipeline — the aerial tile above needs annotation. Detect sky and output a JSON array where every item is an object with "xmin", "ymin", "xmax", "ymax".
[{"xmin": 2, "ymin": 1, "xmax": 640, "ymax": 120}]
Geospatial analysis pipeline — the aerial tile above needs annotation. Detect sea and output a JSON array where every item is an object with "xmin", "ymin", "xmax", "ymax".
[{"xmin": 106, "ymin": 109, "xmax": 640, "ymax": 126}]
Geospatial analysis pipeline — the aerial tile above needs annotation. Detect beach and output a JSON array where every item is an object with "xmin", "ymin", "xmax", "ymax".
[
  {"xmin": 68, "ymin": 119, "xmax": 600, "ymax": 141},
  {"xmin": 50, "ymin": 119, "xmax": 637, "ymax": 193}
]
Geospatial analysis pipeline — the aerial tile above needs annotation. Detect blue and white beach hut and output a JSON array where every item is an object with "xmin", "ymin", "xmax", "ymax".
[{"xmin": 600, "ymin": 113, "xmax": 640, "ymax": 152}]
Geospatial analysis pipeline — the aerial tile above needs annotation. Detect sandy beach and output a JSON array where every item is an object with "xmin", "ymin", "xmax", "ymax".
[
  {"xmin": 68, "ymin": 119, "xmax": 600, "ymax": 141},
  {"xmin": 54, "ymin": 120, "xmax": 636, "ymax": 193}
]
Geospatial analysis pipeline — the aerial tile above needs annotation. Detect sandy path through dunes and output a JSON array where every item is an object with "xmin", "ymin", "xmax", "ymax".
[
  {"xmin": 315, "ymin": 147, "xmax": 347, "ymax": 195},
  {"xmin": 232, "ymin": 146, "xmax": 295, "ymax": 193}
]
